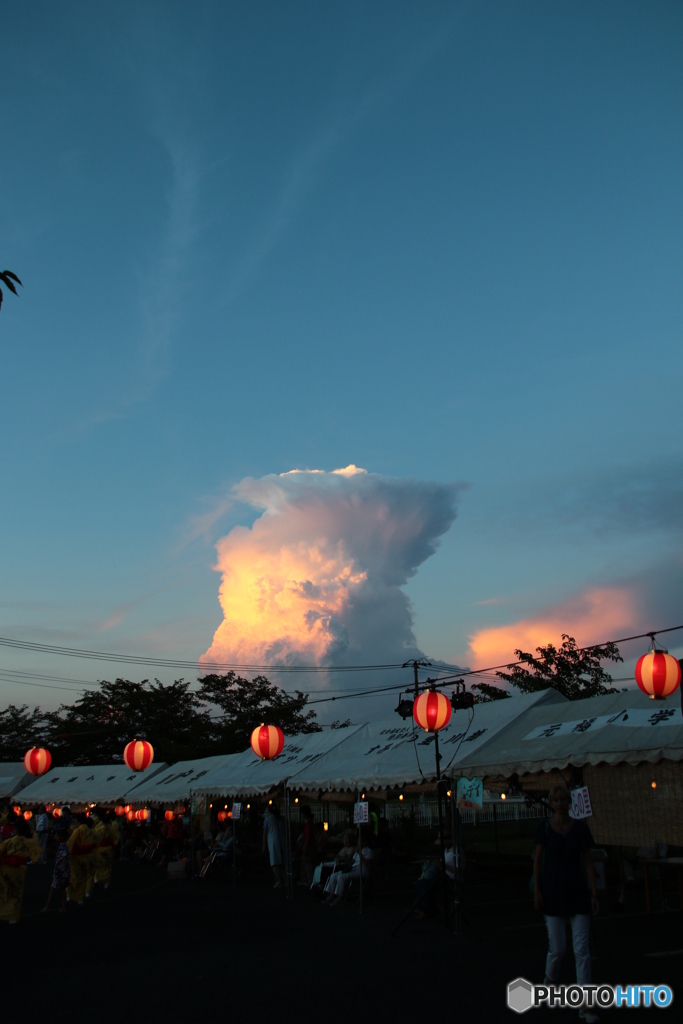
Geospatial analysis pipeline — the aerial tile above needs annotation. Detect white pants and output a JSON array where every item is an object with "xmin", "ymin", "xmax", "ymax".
[
  {"xmin": 326, "ymin": 867, "xmax": 364, "ymax": 896},
  {"xmin": 544, "ymin": 914, "xmax": 591, "ymax": 985}
]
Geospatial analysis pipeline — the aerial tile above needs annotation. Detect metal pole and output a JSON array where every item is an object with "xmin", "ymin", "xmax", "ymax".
[
  {"xmin": 189, "ymin": 789, "xmax": 194, "ymax": 877},
  {"xmin": 285, "ymin": 786, "xmax": 293, "ymax": 899},
  {"xmin": 493, "ymin": 800, "xmax": 499, "ymax": 855},
  {"xmin": 434, "ymin": 731, "xmax": 448, "ymax": 924},
  {"xmin": 232, "ymin": 797, "xmax": 237, "ymax": 885},
  {"xmin": 358, "ymin": 789, "xmax": 363, "ymax": 915}
]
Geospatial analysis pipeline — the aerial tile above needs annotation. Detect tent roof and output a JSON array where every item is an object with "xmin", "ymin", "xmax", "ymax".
[
  {"xmin": 0, "ymin": 763, "xmax": 33, "ymax": 799},
  {"xmin": 125, "ymin": 754, "xmax": 240, "ymax": 805},
  {"xmin": 18, "ymin": 762, "xmax": 168, "ymax": 806},
  {"xmin": 287, "ymin": 689, "xmax": 567, "ymax": 792},
  {"xmin": 193, "ymin": 726, "xmax": 366, "ymax": 797},
  {"xmin": 452, "ymin": 688, "xmax": 683, "ymax": 778}
]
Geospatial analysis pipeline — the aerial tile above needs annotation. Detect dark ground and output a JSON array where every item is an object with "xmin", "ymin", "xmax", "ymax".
[{"xmin": 2, "ymin": 855, "xmax": 681, "ymax": 1023}]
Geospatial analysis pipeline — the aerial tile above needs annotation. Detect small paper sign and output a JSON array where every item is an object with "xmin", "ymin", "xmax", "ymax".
[
  {"xmin": 353, "ymin": 801, "xmax": 369, "ymax": 824},
  {"xmin": 231, "ymin": 802, "xmax": 241, "ymax": 820},
  {"xmin": 456, "ymin": 776, "xmax": 483, "ymax": 810},
  {"xmin": 191, "ymin": 795, "xmax": 207, "ymax": 815},
  {"xmin": 569, "ymin": 786, "xmax": 592, "ymax": 819}
]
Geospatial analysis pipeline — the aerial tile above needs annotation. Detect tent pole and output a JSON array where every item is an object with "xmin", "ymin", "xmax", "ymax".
[
  {"xmin": 189, "ymin": 788, "xmax": 194, "ymax": 877},
  {"xmin": 285, "ymin": 785, "xmax": 293, "ymax": 900},
  {"xmin": 434, "ymin": 731, "xmax": 448, "ymax": 925}
]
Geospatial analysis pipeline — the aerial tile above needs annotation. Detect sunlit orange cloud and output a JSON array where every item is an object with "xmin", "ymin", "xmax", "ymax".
[
  {"xmin": 200, "ymin": 466, "xmax": 460, "ymax": 669},
  {"xmin": 468, "ymin": 586, "xmax": 638, "ymax": 669}
]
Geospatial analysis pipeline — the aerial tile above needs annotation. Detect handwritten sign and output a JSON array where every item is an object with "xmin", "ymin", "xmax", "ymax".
[
  {"xmin": 569, "ymin": 786, "xmax": 592, "ymax": 820},
  {"xmin": 232, "ymin": 802, "xmax": 241, "ymax": 820},
  {"xmin": 354, "ymin": 801, "xmax": 369, "ymax": 824},
  {"xmin": 456, "ymin": 776, "xmax": 483, "ymax": 810}
]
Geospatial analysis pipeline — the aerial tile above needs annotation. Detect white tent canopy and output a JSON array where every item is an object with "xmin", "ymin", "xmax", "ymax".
[
  {"xmin": 18, "ymin": 762, "xmax": 167, "ymax": 807},
  {"xmin": 452, "ymin": 689, "xmax": 683, "ymax": 779},
  {"xmin": 126, "ymin": 754, "xmax": 240, "ymax": 806},
  {"xmin": 193, "ymin": 726, "xmax": 366, "ymax": 798},
  {"xmin": 0, "ymin": 763, "xmax": 33, "ymax": 799},
  {"xmin": 288, "ymin": 689, "xmax": 566, "ymax": 792}
]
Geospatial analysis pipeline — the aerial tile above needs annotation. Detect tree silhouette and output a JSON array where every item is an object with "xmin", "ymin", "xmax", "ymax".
[{"xmin": 0, "ymin": 270, "xmax": 22, "ymax": 310}]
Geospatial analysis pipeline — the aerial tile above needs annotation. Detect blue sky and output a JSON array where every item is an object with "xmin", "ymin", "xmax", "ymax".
[{"xmin": 1, "ymin": 2, "xmax": 682, "ymax": 715}]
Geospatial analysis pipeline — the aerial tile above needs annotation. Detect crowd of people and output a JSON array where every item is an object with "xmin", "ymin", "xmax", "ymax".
[
  {"xmin": 2, "ymin": 783, "xmax": 601, "ymax": 1011},
  {"xmin": 0, "ymin": 803, "xmax": 119, "ymax": 923}
]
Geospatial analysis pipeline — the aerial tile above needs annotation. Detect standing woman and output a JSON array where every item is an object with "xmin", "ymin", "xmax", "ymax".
[
  {"xmin": 262, "ymin": 804, "xmax": 285, "ymax": 888},
  {"xmin": 534, "ymin": 785, "xmax": 599, "ymax": 1022},
  {"xmin": 0, "ymin": 818, "xmax": 43, "ymax": 923}
]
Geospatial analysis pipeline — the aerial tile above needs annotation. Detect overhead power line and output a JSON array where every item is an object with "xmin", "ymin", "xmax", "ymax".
[{"xmin": 0, "ymin": 625, "xmax": 681, "ymax": 705}]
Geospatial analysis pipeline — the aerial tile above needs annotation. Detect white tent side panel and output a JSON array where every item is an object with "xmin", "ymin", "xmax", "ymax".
[{"xmin": 0, "ymin": 763, "xmax": 34, "ymax": 799}]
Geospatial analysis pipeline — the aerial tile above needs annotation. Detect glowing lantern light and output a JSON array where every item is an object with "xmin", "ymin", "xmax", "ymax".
[
  {"xmin": 651, "ymin": 781, "xmax": 657, "ymax": 789},
  {"xmin": 135, "ymin": 808, "xmax": 150, "ymax": 822},
  {"xmin": 250, "ymin": 724, "xmax": 285, "ymax": 761},
  {"xmin": 164, "ymin": 810, "xmax": 175, "ymax": 822},
  {"xmin": 115, "ymin": 805, "xmax": 126, "ymax": 817},
  {"xmin": 12, "ymin": 806, "xmax": 21, "ymax": 816},
  {"xmin": 124, "ymin": 804, "xmax": 132, "ymax": 814},
  {"xmin": 45, "ymin": 803, "xmax": 54, "ymax": 813},
  {"xmin": 413, "ymin": 689, "xmax": 452, "ymax": 733},
  {"xmin": 126, "ymin": 810, "xmax": 136, "ymax": 822},
  {"xmin": 52, "ymin": 807, "xmax": 62, "ymax": 819},
  {"xmin": 123, "ymin": 740, "xmax": 154, "ymax": 771},
  {"xmin": 635, "ymin": 645, "xmax": 681, "ymax": 700},
  {"xmin": 217, "ymin": 810, "xmax": 229, "ymax": 822},
  {"xmin": 24, "ymin": 747, "xmax": 52, "ymax": 776},
  {"xmin": 23, "ymin": 810, "xmax": 33, "ymax": 821}
]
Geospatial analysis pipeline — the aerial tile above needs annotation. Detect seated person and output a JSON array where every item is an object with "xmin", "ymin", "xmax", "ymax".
[
  {"xmin": 322, "ymin": 827, "xmax": 373, "ymax": 906},
  {"xmin": 313, "ymin": 829, "xmax": 356, "ymax": 891}
]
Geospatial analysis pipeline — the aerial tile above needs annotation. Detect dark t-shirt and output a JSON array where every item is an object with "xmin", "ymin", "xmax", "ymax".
[{"xmin": 535, "ymin": 817, "xmax": 593, "ymax": 917}]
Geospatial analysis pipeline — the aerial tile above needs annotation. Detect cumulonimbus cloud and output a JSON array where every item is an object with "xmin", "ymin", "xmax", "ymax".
[{"xmin": 200, "ymin": 466, "xmax": 460, "ymax": 669}]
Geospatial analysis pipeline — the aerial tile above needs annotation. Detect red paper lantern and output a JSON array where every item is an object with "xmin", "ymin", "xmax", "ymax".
[
  {"xmin": 250, "ymin": 724, "xmax": 285, "ymax": 761},
  {"xmin": 23, "ymin": 810, "xmax": 33, "ymax": 821},
  {"xmin": 24, "ymin": 747, "xmax": 52, "ymax": 776},
  {"xmin": 413, "ymin": 689, "xmax": 452, "ymax": 732},
  {"xmin": 123, "ymin": 740, "xmax": 154, "ymax": 771},
  {"xmin": 217, "ymin": 810, "xmax": 228, "ymax": 822},
  {"xmin": 12, "ymin": 805, "xmax": 21, "ymax": 816},
  {"xmin": 135, "ymin": 808, "xmax": 150, "ymax": 822},
  {"xmin": 635, "ymin": 646, "xmax": 681, "ymax": 700},
  {"xmin": 52, "ymin": 807, "xmax": 62, "ymax": 819},
  {"xmin": 126, "ymin": 810, "xmax": 136, "ymax": 822},
  {"xmin": 164, "ymin": 810, "xmax": 175, "ymax": 822},
  {"xmin": 115, "ymin": 804, "xmax": 126, "ymax": 817}
]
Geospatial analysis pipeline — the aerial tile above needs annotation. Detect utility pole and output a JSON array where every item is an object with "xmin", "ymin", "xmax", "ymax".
[{"xmin": 402, "ymin": 658, "xmax": 431, "ymax": 698}]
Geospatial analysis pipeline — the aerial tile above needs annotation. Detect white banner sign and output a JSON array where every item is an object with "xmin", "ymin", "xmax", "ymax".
[
  {"xmin": 569, "ymin": 785, "xmax": 592, "ymax": 819},
  {"xmin": 232, "ymin": 802, "xmax": 241, "ymax": 820},
  {"xmin": 353, "ymin": 801, "xmax": 369, "ymax": 824},
  {"xmin": 524, "ymin": 707, "xmax": 683, "ymax": 741}
]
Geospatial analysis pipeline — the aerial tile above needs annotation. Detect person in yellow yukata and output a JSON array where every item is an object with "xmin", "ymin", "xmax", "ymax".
[
  {"xmin": 0, "ymin": 818, "xmax": 43, "ymax": 923},
  {"xmin": 67, "ymin": 813, "xmax": 97, "ymax": 904},
  {"xmin": 93, "ymin": 811, "xmax": 119, "ymax": 889}
]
